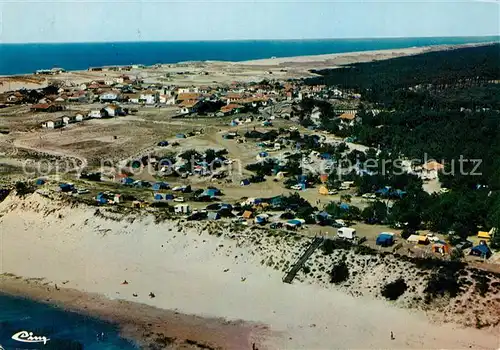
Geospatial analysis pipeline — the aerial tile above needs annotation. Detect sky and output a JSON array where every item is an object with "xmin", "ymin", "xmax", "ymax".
[{"xmin": 0, "ymin": 0, "xmax": 498, "ymax": 43}]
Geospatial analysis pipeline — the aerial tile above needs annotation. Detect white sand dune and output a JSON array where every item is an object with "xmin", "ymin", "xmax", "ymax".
[{"xmin": 0, "ymin": 192, "xmax": 498, "ymax": 349}]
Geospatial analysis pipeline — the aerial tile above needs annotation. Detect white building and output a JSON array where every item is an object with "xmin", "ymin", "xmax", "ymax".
[
  {"xmin": 99, "ymin": 92, "xmax": 119, "ymax": 102},
  {"xmin": 140, "ymin": 91, "xmax": 158, "ymax": 104},
  {"xmin": 174, "ymin": 204, "xmax": 190, "ymax": 214},
  {"xmin": 103, "ymin": 104, "xmax": 122, "ymax": 117},
  {"xmin": 160, "ymin": 94, "xmax": 176, "ymax": 105},
  {"xmin": 177, "ymin": 87, "xmax": 199, "ymax": 94},
  {"xmin": 89, "ymin": 109, "xmax": 104, "ymax": 118}
]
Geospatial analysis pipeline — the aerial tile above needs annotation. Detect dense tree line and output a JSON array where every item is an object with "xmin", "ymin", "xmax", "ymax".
[
  {"xmin": 306, "ymin": 44, "xmax": 500, "ymax": 109},
  {"xmin": 301, "ymin": 45, "xmax": 500, "ymax": 244}
]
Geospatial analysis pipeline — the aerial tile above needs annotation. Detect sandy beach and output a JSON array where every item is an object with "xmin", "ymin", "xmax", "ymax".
[{"xmin": 0, "ymin": 191, "xmax": 499, "ymax": 349}]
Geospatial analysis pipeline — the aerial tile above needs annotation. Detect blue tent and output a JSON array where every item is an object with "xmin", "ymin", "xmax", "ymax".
[
  {"xmin": 255, "ymin": 215, "xmax": 267, "ymax": 224},
  {"xmin": 287, "ymin": 219, "xmax": 303, "ymax": 227},
  {"xmin": 152, "ymin": 182, "xmax": 169, "ymax": 191},
  {"xmin": 320, "ymin": 153, "xmax": 332, "ymax": 160},
  {"xmin": 230, "ymin": 120, "xmax": 238, "ymax": 127},
  {"xmin": 376, "ymin": 186, "xmax": 391, "ymax": 196},
  {"xmin": 176, "ymin": 133, "xmax": 186, "ymax": 138},
  {"xmin": 165, "ymin": 194, "xmax": 174, "ymax": 200},
  {"xmin": 202, "ymin": 188, "xmax": 218, "ymax": 198},
  {"xmin": 376, "ymin": 233, "xmax": 395, "ymax": 247},
  {"xmin": 157, "ymin": 141, "xmax": 169, "ymax": 147},
  {"xmin": 470, "ymin": 244, "xmax": 492, "ymax": 259},
  {"xmin": 220, "ymin": 203, "xmax": 233, "ymax": 211},
  {"xmin": 35, "ymin": 179, "xmax": 46, "ymax": 186},
  {"xmin": 259, "ymin": 152, "xmax": 268, "ymax": 158},
  {"xmin": 121, "ymin": 177, "xmax": 134, "ymax": 185},
  {"xmin": 96, "ymin": 192, "xmax": 107, "ymax": 204},
  {"xmin": 153, "ymin": 193, "xmax": 164, "ymax": 201},
  {"xmin": 59, "ymin": 183, "xmax": 74, "ymax": 192},
  {"xmin": 317, "ymin": 211, "xmax": 331, "ymax": 220},
  {"xmin": 240, "ymin": 179, "xmax": 250, "ymax": 186},
  {"xmin": 340, "ymin": 203, "xmax": 350, "ymax": 210}
]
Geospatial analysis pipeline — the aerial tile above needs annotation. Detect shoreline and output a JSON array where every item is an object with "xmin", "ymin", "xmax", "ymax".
[
  {"xmin": 234, "ymin": 41, "xmax": 498, "ymax": 66},
  {"xmin": 0, "ymin": 191, "xmax": 499, "ymax": 349},
  {"xmin": 0, "ymin": 275, "xmax": 266, "ymax": 349},
  {"xmin": 0, "ymin": 41, "xmax": 497, "ymax": 79}
]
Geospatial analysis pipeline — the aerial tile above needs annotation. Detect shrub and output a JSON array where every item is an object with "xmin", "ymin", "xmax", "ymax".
[
  {"xmin": 450, "ymin": 248, "xmax": 464, "ymax": 262},
  {"xmin": 381, "ymin": 278, "xmax": 408, "ymax": 300},
  {"xmin": 473, "ymin": 275, "xmax": 490, "ymax": 297},
  {"xmin": 354, "ymin": 244, "xmax": 377, "ymax": 255},
  {"xmin": 424, "ymin": 268, "xmax": 462, "ymax": 300},
  {"xmin": 329, "ymin": 261, "xmax": 349, "ymax": 284},
  {"xmin": 322, "ymin": 238, "xmax": 352, "ymax": 255},
  {"xmin": 15, "ymin": 181, "xmax": 35, "ymax": 196}
]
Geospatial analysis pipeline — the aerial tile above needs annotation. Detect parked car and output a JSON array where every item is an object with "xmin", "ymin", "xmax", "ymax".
[
  {"xmin": 455, "ymin": 240, "xmax": 473, "ymax": 250},
  {"xmin": 173, "ymin": 197, "xmax": 185, "ymax": 203},
  {"xmin": 77, "ymin": 189, "xmax": 90, "ymax": 194}
]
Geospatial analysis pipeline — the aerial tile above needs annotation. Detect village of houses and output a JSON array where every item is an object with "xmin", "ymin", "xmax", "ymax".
[{"xmin": 0, "ymin": 63, "xmax": 497, "ymax": 268}]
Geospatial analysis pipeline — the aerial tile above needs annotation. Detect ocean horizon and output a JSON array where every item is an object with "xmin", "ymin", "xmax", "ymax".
[
  {"xmin": 0, "ymin": 36, "xmax": 498, "ymax": 76},
  {"xmin": 0, "ymin": 293, "xmax": 138, "ymax": 349}
]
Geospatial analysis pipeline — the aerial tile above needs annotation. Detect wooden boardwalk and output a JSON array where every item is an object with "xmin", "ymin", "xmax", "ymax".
[{"xmin": 282, "ymin": 237, "xmax": 324, "ymax": 284}]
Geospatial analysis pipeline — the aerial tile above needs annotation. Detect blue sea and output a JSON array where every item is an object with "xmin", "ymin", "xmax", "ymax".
[
  {"xmin": 0, "ymin": 293, "xmax": 138, "ymax": 350},
  {"xmin": 0, "ymin": 36, "xmax": 498, "ymax": 76}
]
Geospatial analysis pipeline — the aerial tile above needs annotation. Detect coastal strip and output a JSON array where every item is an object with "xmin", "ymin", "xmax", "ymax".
[
  {"xmin": 0, "ymin": 191, "xmax": 498, "ymax": 349},
  {"xmin": 0, "ymin": 275, "xmax": 266, "ymax": 350}
]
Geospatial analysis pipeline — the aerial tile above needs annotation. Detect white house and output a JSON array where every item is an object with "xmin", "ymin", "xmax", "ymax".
[
  {"xmin": 139, "ymin": 91, "xmax": 158, "ymax": 104},
  {"xmin": 104, "ymin": 80, "xmax": 115, "ymax": 86},
  {"xmin": 103, "ymin": 104, "xmax": 123, "ymax": 117},
  {"xmin": 332, "ymin": 88, "xmax": 343, "ymax": 98},
  {"xmin": 178, "ymin": 100, "xmax": 200, "ymax": 114},
  {"xmin": 99, "ymin": 92, "xmax": 119, "ymax": 102},
  {"xmin": 178, "ymin": 87, "xmax": 198, "ymax": 94},
  {"xmin": 339, "ymin": 112, "xmax": 356, "ymax": 127},
  {"xmin": 160, "ymin": 94, "xmax": 176, "ymax": 105},
  {"xmin": 126, "ymin": 94, "xmax": 140, "ymax": 104},
  {"xmin": 41, "ymin": 119, "xmax": 64, "ymax": 129},
  {"xmin": 89, "ymin": 109, "xmax": 104, "ymax": 118},
  {"xmin": 420, "ymin": 161, "xmax": 444, "ymax": 180}
]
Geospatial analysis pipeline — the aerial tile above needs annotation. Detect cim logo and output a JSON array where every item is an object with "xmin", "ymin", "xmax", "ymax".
[{"xmin": 12, "ymin": 330, "xmax": 50, "ymax": 345}]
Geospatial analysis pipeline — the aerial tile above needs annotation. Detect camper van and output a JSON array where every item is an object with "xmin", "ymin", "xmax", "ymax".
[{"xmin": 337, "ymin": 227, "xmax": 356, "ymax": 240}]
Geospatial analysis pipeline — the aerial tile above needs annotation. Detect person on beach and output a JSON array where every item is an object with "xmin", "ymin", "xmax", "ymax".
[{"xmin": 391, "ymin": 331, "xmax": 395, "ymax": 340}]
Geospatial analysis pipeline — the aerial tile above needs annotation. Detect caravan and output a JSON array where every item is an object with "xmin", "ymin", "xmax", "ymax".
[{"xmin": 337, "ymin": 227, "xmax": 356, "ymax": 240}]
